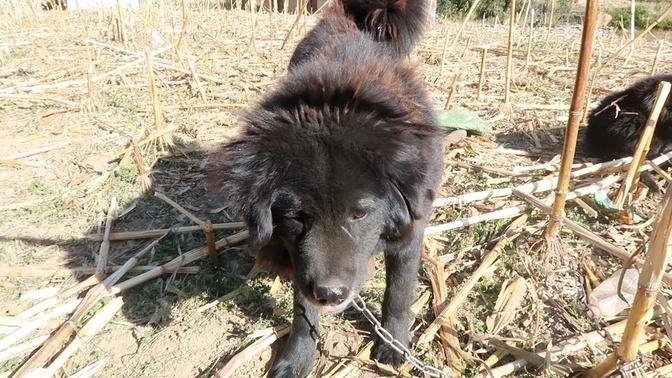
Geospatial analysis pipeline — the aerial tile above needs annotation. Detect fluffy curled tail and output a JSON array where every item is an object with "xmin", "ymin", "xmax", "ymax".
[{"xmin": 341, "ymin": 0, "xmax": 428, "ymax": 56}]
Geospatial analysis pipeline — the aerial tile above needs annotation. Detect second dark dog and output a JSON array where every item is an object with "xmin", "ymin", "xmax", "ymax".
[{"xmin": 585, "ymin": 74, "xmax": 672, "ymax": 160}]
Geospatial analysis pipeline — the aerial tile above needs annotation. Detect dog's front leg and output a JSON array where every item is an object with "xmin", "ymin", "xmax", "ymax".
[
  {"xmin": 373, "ymin": 231, "xmax": 422, "ymax": 367},
  {"xmin": 269, "ymin": 288, "xmax": 319, "ymax": 378}
]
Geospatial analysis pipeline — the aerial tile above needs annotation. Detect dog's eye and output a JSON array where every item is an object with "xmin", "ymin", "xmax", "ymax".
[
  {"xmin": 281, "ymin": 211, "xmax": 305, "ymax": 224},
  {"xmin": 351, "ymin": 209, "xmax": 367, "ymax": 221}
]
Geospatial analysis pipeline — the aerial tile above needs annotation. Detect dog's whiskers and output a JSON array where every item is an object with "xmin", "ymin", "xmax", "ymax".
[{"xmin": 341, "ymin": 226, "xmax": 354, "ymax": 240}]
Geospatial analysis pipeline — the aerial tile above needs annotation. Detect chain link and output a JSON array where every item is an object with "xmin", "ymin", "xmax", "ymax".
[{"xmin": 351, "ymin": 295, "xmax": 452, "ymax": 378}]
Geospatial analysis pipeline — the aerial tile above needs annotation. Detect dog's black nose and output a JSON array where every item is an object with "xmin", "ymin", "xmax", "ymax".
[{"xmin": 313, "ymin": 285, "xmax": 349, "ymax": 305}]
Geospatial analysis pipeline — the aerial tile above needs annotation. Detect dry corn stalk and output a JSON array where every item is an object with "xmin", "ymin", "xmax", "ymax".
[
  {"xmin": 35, "ymin": 298, "xmax": 123, "ymax": 377},
  {"xmin": 423, "ymin": 247, "xmax": 463, "ymax": 372},
  {"xmin": 216, "ymin": 324, "xmax": 290, "ymax": 376},
  {"xmin": 96, "ymin": 198, "xmax": 118, "ymax": 277},
  {"xmin": 419, "ymin": 214, "xmax": 529, "ymax": 345},
  {"xmin": 84, "ymin": 222, "xmax": 245, "ymax": 241},
  {"xmin": 145, "ymin": 51, "xmax": 170, "ymax": 151},
  {"xmin": 13, "ymin": 236, "xmax": 162, "ymax": 376},
  {"xmin": 587, "ymin": 185, "xmax": 672, "ymax": 377},
  {"xmin": 503, "ymin": 0, "xmax": 516, "ymax": 104},
  {"xmin": 543, "ymin": 0, "xmax": 600, "ymax": 255},
  {"xmin": 486, "ymin": 277, "xmax": 527, "ymax": 335}
]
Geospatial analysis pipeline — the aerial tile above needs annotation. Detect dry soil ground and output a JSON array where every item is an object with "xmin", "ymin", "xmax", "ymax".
[{"xmin": 0, "ymin": 2, "xmax": 671, "ymax": 377}]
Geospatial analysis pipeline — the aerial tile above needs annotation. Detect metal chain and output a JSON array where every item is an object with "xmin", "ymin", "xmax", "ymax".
[{"xmin": 351, "ymin": 295, "xmax": 452, "ymax": 378}]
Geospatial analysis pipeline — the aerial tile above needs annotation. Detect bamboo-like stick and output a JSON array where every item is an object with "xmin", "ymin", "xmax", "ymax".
[
  {"xmin": 17, "ymin": 299, "xmax": 60, "ymax": 319},
  {"xmin": 433, "ymin": 151, "xmax": 672, "ymax": 207},
  {"xmin": 216, "ymin": 324, "xmax": 290, "ymax": 376},
  {"xmin": 647, "ymin": 160, "xmax": 672, "ymax": 182},
  {"xmin": 68, "ymin": 359, "xmax": 108, "ymax": 378},
  {"xmin": 487, "ymin": 339, "xmax": 571, "ymax": 375},
  {"xmin": 543, "ymin": 0, "xmax": 600, "ymax": 247},
  {"xmin": 513, "ymin": 190, "xmax": 672, "ymax": 284},
  {"xmin": 96, "ymin": 198, "xmax": 118, "ymax": 277},
  {"xmin": 114, "ymin": 0, "xmax": 125, "ymax": 43},
  {"xmin": 0, "ymin": 142, "xmax": 70, "ymax": 162},
  {"xmin": 145, "ymin": 51, "xmax": 165, "ymax": 152},
  {"xmin": 175, "ymin": 0, "xmax": 187, "ymax": 60},
  {"xmin": 426, "ymin": 204, "xmax": 529, "ymax": 234},
  {"xmin": 58, "ymin": 237, "xmax": 165, "ymax": 299},
  {"xmin": 545, "ymin": 0, "xmax": 556, "ymax": 44},
  {"xmin": 0, "ymin": 265, "xmax": 199, "ymax": 278},
  {"xmin": 111, "ymin": 230, "xmax": 248, "ymax": 294},
  {"xmin": 154, "ymin": 192, "xmax": 204, "ymax": 227},
  {"xmin": 0, "ymin": 300, "xmax": 81, "ymax": 352},
  {"xmin": 584, "ymin": 4, "xmax": 672, "ymax": 108},
  {"xmin": 651, "ymin": 41, "xmax": 664, "ymax": 75},
  {"xmin": 0, "ymin": 335, "xmax": 48, "ymax": 363},
  {"xmin": 440, "ymin": 0, "xmax": 482, "ymax": 75},
  {"xmin": 132, "ymin": 139, "xmax": 151, "ymax": 190},
  {"xmin": 186, "ymin": 58, "xmax": 206, "ymax": 100},
  {"xmin": 444, "ymin": 73, "xmax": 460, "ymax": 110},
  {"xmin": 517, "ymin": 0, "xmax": 529, "ymax": 28},
  {"xmin": 0, "ymin": 46, "xmax": 172, "ymax": 95},
  {"xmin": 20, "ymin": 287, "xmax": 61, "ymax": 302},
  {"xmin": 476, "ymin": 47, "xmax": 488, "ymax": 102},
  {"xmin": 196, "ymin": 288, "xmax": 242, "ymax": 313},
  {"xmin": 0, "ymin": 316, "xmax": 27, "ymax": 327},
  {"xmin": 427, "ymin": 171, "xmax": 624, "ymax": 234},
  {"xmin": 37, "ymin": 298, "xmax": 123, "ymax": 378},
  {"xmin": 84, "ymin": 222, "xmax": 245, "ymax": 241},
  {"xmin": 82, "ymin": 58, "xmax": 97, "ymax": 112},
  {"xmin": 12, "ymin": 235, "xmax": 164, "ymax": 376},
  {"xmin": 418, "ymin": 215, "xmax": 528, "ymax": 345},
  {"xmin": 525, "ymin": 9, "xmax": 535, "ymax": 68},
  {"xmin": 280, "ymin": 0, "xmax": 306, "ymax": 50},
  {"xmin": 423, "ymin": 251, "xmax": 463, "ymax": 372},
  {"xmin": 203, "ymin": 220, "xmax": 219, "ymax": 266},
  {"xmin": 117, "ymin": 125, "xmax": 179, "ymax": 157},
  {"xmin": 586, "ymin": 186, "xmax": 672, "ymax": 377},
  {"xmin": 613, "ymin": 81, "xmax": 671, "ymax": 207},
  {"xmin": 473, "ymin": 317, "xmax": 633, "ymax": 378},
  {"xmin": 324, "ymin": 341, "xmax": 374, "ymax": 378},
  {"xmin": 503, "ymin": 0, "xmax": 516, "ymax": 104},
  {"xmin": 650, "ymin": 362, "xmax": 672, "ymax": 377}
]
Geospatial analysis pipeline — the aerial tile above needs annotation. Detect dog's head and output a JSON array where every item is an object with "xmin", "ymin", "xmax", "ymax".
[{"xmin": 210, "ymin": 87, "xmax": 439, "ymax": 313}]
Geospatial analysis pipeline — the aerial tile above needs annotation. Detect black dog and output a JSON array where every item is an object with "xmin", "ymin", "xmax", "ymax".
[
  {"xmin": 210, "ymin": 0, "xmax": 443, "ymax": 376},
  {"xmin": 585, "ymin": 74, "xmax": 672, "ymax": 160}
]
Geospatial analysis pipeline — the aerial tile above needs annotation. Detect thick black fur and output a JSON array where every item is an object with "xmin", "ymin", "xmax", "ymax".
[
  {"xmin": 209, "ymin": 0, "xmax": 443, "ymax": 377},
  {"xmin": 288, "ymin": 0, "xmax": 427, "ymax": 68},
  {"xmin": 585, "ymin": 74, "xmax": 672, "ymax": 160},
  {"xmin": 41, "ymin": 0, "xmax": 67, "ymax": 10}
]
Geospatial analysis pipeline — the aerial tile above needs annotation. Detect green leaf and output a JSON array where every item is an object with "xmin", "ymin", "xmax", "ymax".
[{"xmin": 435, "ymin": 107, "xmax": 492, "ymax": 136}]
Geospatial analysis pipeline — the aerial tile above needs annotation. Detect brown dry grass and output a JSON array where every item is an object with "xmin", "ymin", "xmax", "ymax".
[{"xmin": 0, "ymin": 1, "xmax": 671, "ymax": 377}]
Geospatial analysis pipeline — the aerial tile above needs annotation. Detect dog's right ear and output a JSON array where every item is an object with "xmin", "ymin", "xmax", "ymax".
[
  {"xmin": 208, "ymin": 136, "xmax": 279, "ymax": 252},
  {"xmin": 244, "ymin": 198, "xmax": 273, "ymax": 250}
]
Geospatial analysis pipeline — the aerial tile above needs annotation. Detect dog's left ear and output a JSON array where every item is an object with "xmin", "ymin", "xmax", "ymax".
[{"xmin": 377, "ymin": 129, "xmax": 439, "ymax": 239}]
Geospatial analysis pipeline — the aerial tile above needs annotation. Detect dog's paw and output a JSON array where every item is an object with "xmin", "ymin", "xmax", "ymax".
[
  {"xmin": 373, "ymin": 339, "xmax": 405, "ymax": 368},
  {"xmin": 268, "ymin": 358, "xmax": 299, "ymax": 378},
  {"xmin": 268, "ymin": 340, "xmax": 315, "ymax": 378}
]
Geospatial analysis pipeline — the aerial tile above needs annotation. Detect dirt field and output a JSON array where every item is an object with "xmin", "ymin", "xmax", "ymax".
[{"xmin": 1, "ymin": 1, "xmax": 671, "ymax": 377}]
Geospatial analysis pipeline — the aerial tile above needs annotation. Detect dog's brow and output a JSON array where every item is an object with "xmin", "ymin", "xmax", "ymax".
[{"xmin": 358, "ymin": 199, "xmax": 375, "ymax": 208}]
